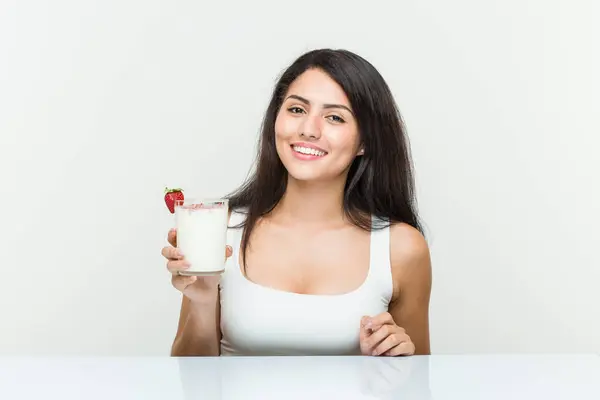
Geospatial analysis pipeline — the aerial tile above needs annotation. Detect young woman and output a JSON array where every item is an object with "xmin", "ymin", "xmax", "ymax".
[{"xmin": 161, "ymin": 49, "xmax": 432, "ymax": 357}]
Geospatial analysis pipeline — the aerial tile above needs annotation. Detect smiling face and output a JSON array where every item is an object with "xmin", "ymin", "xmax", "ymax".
[{"xmin": 274, "ymin": 68, "xmax": 364, "ymax": 183}]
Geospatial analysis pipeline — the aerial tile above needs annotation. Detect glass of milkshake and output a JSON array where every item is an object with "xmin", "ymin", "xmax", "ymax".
[{"xmin": 174, "ymin": 198, "xmax": 229, "ymax": 276}]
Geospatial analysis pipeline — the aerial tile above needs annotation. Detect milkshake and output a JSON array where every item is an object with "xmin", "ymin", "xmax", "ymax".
[{"xmin": 174, "ymin": 198, "xmax": 229, "ymax": 276}]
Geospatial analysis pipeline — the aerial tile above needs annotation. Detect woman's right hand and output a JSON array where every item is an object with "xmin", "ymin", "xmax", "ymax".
[{"xmin": 161, "ymin": 228, "xmax": 233, "ymax": 302}]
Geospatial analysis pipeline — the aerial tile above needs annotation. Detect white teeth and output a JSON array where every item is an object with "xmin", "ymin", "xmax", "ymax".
[{"xmin": 293, "ymin": 146, "xmax": 326, "ymax": 156}]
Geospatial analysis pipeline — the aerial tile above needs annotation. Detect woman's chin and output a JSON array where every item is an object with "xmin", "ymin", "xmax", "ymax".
[
  {"xmin": 285, "ymin": 164, "xmax": 347, "ymax": 184},
  {"xmin": 280, "ymin": 153, "xmax": 350, "ymax": 184},
  {"xmin": 286, "ymin": 168, "xmax": 324, "ymax": 183}
]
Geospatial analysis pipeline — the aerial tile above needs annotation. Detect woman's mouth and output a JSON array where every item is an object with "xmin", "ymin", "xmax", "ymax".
[{"xmin": 291, "ymin": 144, "xmax": 328, "ymax": 160}]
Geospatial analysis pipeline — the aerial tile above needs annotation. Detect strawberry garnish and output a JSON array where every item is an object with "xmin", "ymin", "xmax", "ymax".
[{"xmin": 164, "ymin": 187, "xmax": 184, "ymax": 214}]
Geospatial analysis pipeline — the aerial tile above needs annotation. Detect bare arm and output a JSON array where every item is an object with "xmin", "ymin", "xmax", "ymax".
[
  {"xmin": 171, "ymin": 290, "xmax": 222, "ymax": 356},
  {"xmin": 388, "ymin": 223, "xmax": 432, "ymax": 355}
]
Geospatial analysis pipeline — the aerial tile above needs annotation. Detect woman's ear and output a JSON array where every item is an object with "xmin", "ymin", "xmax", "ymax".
[{"xmin": 357, "ymin": 147, "xmax": 365, "ymax": 156}]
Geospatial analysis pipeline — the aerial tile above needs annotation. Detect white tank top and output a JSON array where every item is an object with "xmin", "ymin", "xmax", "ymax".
[{"xmin": 219, "ymin": 210, "xmax": 393, "ymax": 356}]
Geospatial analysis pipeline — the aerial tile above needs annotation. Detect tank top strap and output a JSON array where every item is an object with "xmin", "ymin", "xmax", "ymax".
[{"xmin": 367, "ymin": 215, "xmax": 394, "ymax": 304}]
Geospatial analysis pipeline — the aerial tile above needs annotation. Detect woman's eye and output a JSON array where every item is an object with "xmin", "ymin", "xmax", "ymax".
[
  {"xmin": 288, "ymin": 107, "xmax": 305, "ymax": 114},
  {"xmin": 327, "ymin": 115, "xmax": 345, "ymax": 123}
]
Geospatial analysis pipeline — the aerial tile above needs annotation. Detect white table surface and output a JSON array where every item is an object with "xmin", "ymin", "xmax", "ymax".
[{"xmin": 0, "ymin": 354, "xmax": 598, "ymax": 399}]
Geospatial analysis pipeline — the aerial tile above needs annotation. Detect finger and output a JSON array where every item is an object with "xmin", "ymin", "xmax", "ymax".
[
  {"xmin": 172, "ymin": 274, "xmax": 196, "ymax": 292},
  {"xmin": 360, "ymin": 316, "xmax": 375, "ymax": 346},
  {"xmin": 359, "ymin": 316, "xmax": 375, "ymax": 355},
  {"xmin": 372, "ymin": 332, "xmax": 410, "ymax": 356},
  {"xmin": 360, "ymin": 320, "xmax": 370, "ymax": 348},
  {"xmin": 363, "ymin": 324, "xmax": 393, "ymax": 353},
  {"xmin": 367, "ymin": 312, "xmax": 395, "ymax": 331},
  {"xmin": 167, "ymin": 229, "xmax": 177, "ymax": 247},
  {"xmin": 361, "ymin": 316, "xmax": 372, "ymax": 329},
  {"xmin": 226, "ymin": 245, "xmax": 232, "ymax": 259},
  {"xmin": 161, "ymin": 246, "xmax": 183, "ymax": 261},
  {"xmin": 167, "ymin": 259, "xmax": 190, "ymax": 274},
  {"xmin": 383, "ymin": 340, "xmax": 415, "ymax": 357}
]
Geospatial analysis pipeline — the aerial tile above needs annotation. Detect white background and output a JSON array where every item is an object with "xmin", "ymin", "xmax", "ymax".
[{"xmin": 1, "ymin": 0, "xmax": 598, "ymax": 356}]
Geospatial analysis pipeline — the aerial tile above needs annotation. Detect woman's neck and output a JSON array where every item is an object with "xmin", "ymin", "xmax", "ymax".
[{"xmin": 270, "ymin": 176, "xmax": 347, "ymax": 225}]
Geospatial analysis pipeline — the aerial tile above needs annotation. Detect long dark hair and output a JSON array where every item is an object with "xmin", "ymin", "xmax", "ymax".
[{"xmin": 226, "ymin": 48, "xmax": 423, "ymax": 267}]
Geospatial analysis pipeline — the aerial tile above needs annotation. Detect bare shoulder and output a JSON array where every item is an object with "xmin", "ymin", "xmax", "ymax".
[
  {"xmin": 388, "ymin": 223, "xmax": 432, "ymax": 301},
  {"xmin": 387, "ymin": 222, "xmax": 432, "ymax": 354}
]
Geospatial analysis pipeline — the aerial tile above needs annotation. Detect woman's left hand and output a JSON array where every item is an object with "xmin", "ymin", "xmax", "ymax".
[{"xmin": 360, "ymin": 312, "xmax": 415, "ymax": 356}]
